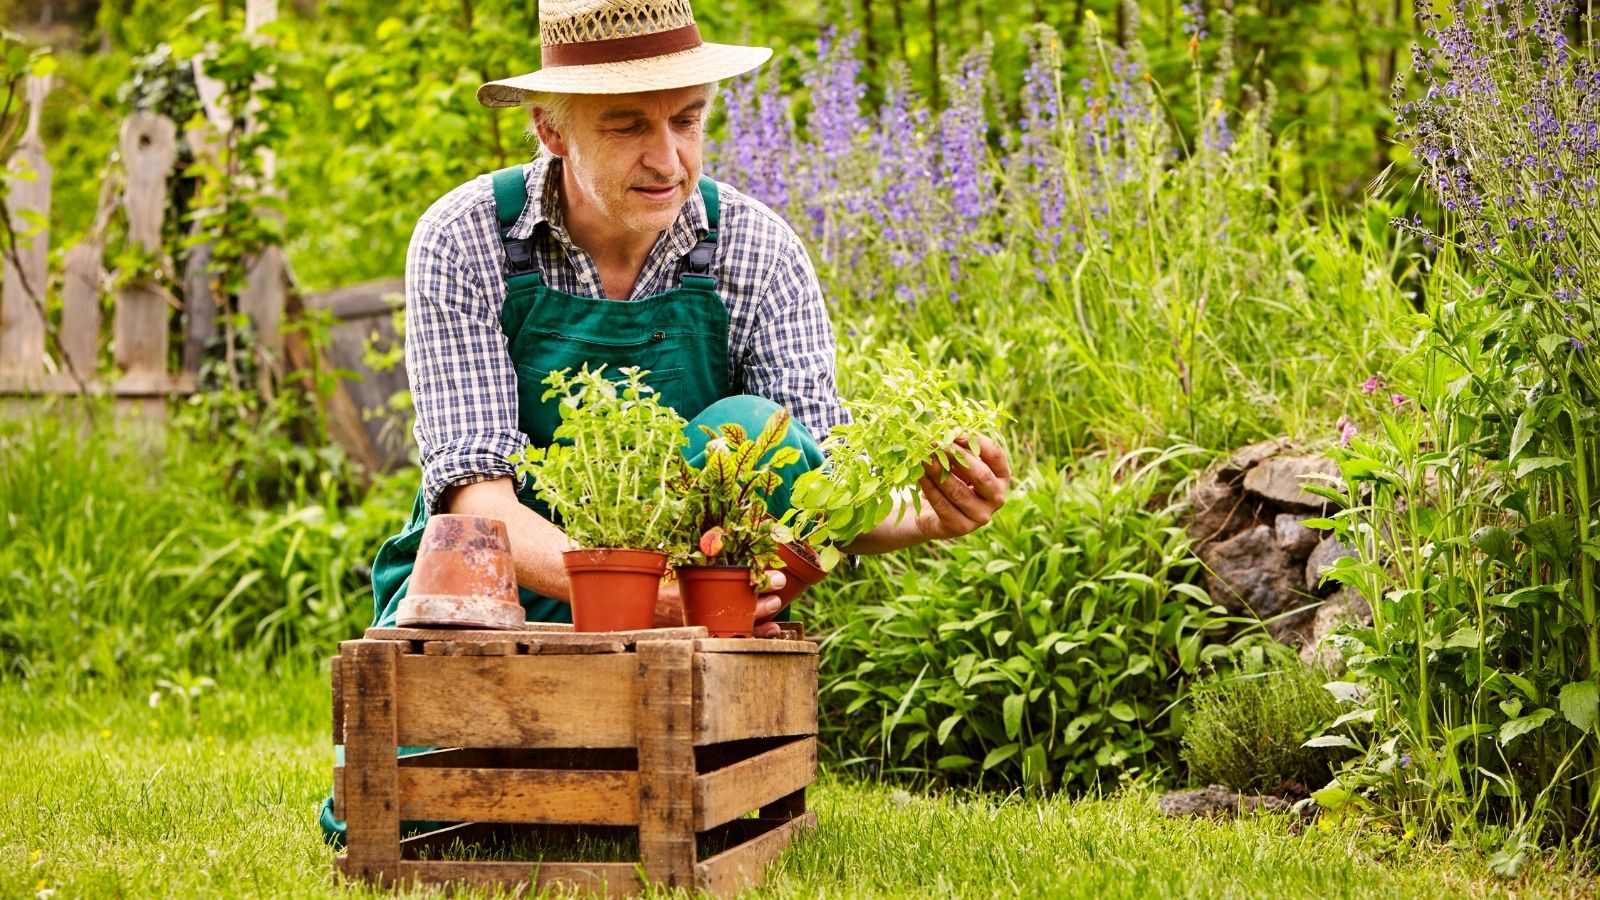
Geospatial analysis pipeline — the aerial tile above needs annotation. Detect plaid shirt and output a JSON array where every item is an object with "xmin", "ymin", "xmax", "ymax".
[{"xmin": 406, "ymin": 156, "xmax": 848, "ymax": 514}]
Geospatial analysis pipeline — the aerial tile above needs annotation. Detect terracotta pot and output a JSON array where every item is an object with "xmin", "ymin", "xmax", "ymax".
[
  {"xmin": 678, "ymin": 565, "xmax": 759, "ymax": 638},
  {"xmin": 773, "ymin": 540, "xmax": 828, "ymax": 603},
  {"xmin": 562, "ymin": 548, "xmax": 666, "ymax": 632},
  {"xmin": 399, "ymin": 514, "xmax": 525, "ymax": 630}
]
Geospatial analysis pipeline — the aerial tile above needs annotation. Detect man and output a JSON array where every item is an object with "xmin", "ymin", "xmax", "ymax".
[{"xmin": 370, "ymin": 0, "xmax": 1011, "ymax": 634}]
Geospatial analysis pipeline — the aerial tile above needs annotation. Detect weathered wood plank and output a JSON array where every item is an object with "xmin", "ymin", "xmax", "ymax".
[
  {"xmin": 694, "ymin": 652, "xmax": 818, "ymax": 746},
  {"xmin": 60, "ymin": 241, "xmax": 102, "ymax": 382},
  {"xmin": 693, "ymin": 637, "xmax": 818, "ymax": 655},
  {"xmin": 304, "ymin": 276, "xmax": 404, "ymax": 319},
  {"xmin": 342, "ymin": 640, "xmax": 402, "ymax": 882},
  {"xmin": 393, "ymin": 654, "xmax": 637, "ymax": 749},
  {"xmin": 0, "ymin": 75, "xmax": 52, "ymax": 378},
  {"xmin": 240, "ymin": 244, "xmax": 287, "ymax": 388},
  {"xmin": 367, "ymin": 625, "xmax": 706, "ymax": 649},
  {"xmin": 636, "ymin": 640, "xmax": 696, "ymax": 888},
  {"xmin": 694, "ymin": 812, "xmax": 817, "ymax": 897},
  {"xmin": 0, "ymin": 371, "xmax": 197, "ymax": 396},
  {"xmin": 330, "ymin": 654, "xmax": 343, "ymax": 743},
  {"xmin": 334, "ymin": 858, "xmax": 645, "ymax": 895},
  {"xmin": 397, "ymin": 767, "xmax": 639, "ymax": 826},
  {"xmin": 422, "ymin": 640, "xmax": 517, "ymax": 657},
  {"xmin": 694, "ymin": 737, "xmax": 816, "ymax": 832},
  {"xmin": 113, "ymin": 114, "xmax": 177, "ymax": 381}
]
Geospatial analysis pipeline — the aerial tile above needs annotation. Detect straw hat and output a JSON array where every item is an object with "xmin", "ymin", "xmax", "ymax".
[{"xmin": 477, "ymin": 0, "xmax": 772, "ymax": 105}]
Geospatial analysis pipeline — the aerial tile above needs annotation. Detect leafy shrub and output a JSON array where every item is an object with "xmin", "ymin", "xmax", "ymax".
[
  {"xmin": 813, "ymin": 447, "xmax": 1231, "ymax": 790},
  {"xmin": 1181, "ymin": 658, "xmax": 1342, "ymax": 793},
  {"xmin": 0, "ymin": 408, "xmax": 411, "ymax": 689}
]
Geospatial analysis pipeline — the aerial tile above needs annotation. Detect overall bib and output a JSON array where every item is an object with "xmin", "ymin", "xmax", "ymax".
[{"xmin": 320, "ymin": 166, "xmax": 823, "ymax": 844}]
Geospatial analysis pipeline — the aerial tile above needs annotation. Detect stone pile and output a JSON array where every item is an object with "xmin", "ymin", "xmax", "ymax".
[{"xmin": 1185, "ymin": 439, "xmax": 1370, "ymax": 666}]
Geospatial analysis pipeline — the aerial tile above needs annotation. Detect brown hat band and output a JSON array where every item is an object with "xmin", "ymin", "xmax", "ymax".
[{"xmin": 541, "ymin": 23, "xmax": 703, "ymax": 68}]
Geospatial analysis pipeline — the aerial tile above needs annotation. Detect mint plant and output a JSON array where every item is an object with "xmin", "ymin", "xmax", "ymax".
[
  {"xmin": 510, "ymin": 366, "xmax": 689, "ymax": 550},
  {"xmin": 782, "ymin": 345, "xmax": 1004, "ymax": 570},
  {"xmin": 675, "ymin": 408, "xmax": 801, "ymax": 573}
]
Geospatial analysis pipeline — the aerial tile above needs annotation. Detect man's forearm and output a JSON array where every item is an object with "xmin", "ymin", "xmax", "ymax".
[{"xmin": 442, "ymin": 476, "xmax": 573, "ymax": 601}]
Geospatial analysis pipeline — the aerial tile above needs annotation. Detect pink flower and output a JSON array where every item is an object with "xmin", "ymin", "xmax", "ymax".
[
  {"xmin": 1336, "ymin": 415, "xmax": 1358, "ymax": 447},
  {"xmin": 1361, "ymin": 374, "xmax": 1384, "ymax": 395},
  {"xmin": 1390, "ymin": 392, "xmax": 1408, "ymax": 408}
]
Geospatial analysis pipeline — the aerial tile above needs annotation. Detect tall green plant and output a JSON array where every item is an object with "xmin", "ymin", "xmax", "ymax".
[
  {"xmin": 511, "ymin": 366, "xmax": 689, "ymax": 550},
  {"xmin": 1305, "ymin": 0, "xmax": 1600, "ymax": 863}
]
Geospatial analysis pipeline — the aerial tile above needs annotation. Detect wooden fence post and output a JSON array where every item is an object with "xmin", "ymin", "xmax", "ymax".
[
  {"xmin": 112, "ymin": 113, "xmax": 177, "ymax": 421},
  {"xmin": 0, "ymin": 75, "xmax": 52, "ymax": 380}
]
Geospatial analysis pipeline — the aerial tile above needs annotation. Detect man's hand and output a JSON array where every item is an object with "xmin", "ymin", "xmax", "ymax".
[
  {"xmin": 658, "ymin": 569, "xmax": 789, "ymax": 636},
  {"xmin": 914, "ymin": 435, "xmax": 1013, "ymax": 541}
]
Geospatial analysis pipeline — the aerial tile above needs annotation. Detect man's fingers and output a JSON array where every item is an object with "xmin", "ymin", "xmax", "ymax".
[
  {"xmin": 919, "ymin": 473, "xmax": 982, "ymax": 534},
  {"xmin": 946, "ymin": 444, "xmax": 1006, "ymax": 506},
  {"xmin": 973, "ymin": 434, "xmax": 1013, "ymax": 481}
]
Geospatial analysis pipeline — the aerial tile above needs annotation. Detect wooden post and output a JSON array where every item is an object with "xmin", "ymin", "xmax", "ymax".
[
  {"xmin": 60, "ymin": 240, "xmax": 103, "ymax": 384},
  {"xmin": 636, "ymin": 640, "xmax": 697, "ymax": 888},
  {"xmin": 342, "ymin": 640, "xmax": 401, "ymax": 885},
  {"xmin": 112, "ymin": 114, "xmax": 178, "ymax": 422},
  {"xmin": 242, "ymin": 0, "xmax": 287, "ymax": 392},
  {"xmin": 0, "ymin": 75, "xmax": 52, "ymax": 379}
]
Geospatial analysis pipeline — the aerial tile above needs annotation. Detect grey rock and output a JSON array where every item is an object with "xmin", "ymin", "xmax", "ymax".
[
  {"xmin": 1304, "ymin": 536, "xmax": 1358, "ymax": 593},
  {"xmin": 1273, "ymin": 514, "xmax": 1321, "ymax": 558},
  {"xmin": 1186, "ymin": 473, "xmax": 1266, "ymax": 548},
  {"xmin": 1241, "ymin": 454, "xmax": 1341, "ymax": 511},
  {"xmin": 1158, "ymin": 784, "xmax": 1294, "ymax": 818},
  {"xmin": 1300, "ymin": 588, "xmax": 1374, "ymax": 671},
  {"xmin": 1215, "ymin": 438, "xmax": 1295, "ymax": 484},
  {"xmin": 1199, "ymin": 525, "xmax": 1320, "ymax": 644}
]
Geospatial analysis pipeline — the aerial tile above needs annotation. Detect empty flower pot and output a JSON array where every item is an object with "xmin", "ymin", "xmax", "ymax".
[
  {"xmin": 774, "ymin": 540, "xmax": 828, "ymax": 604},
  {"xmin": 678, "ymin": 565, "xmax": 759, "ymax": 638},
  {"xmin": 562, "ymin": 548, "xmax": 667, "ymax": 632},
  {"xmin": 398, "ymin": 514, "xmax": 525, "ymax": 630}
]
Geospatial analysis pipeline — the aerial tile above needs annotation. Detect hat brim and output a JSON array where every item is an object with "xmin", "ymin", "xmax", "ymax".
[{"xmin": 478, "ymin": 43, "xmax": 772, "ymax": 106}]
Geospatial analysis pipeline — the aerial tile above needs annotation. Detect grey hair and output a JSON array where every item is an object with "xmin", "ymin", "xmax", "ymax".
[{"xmin": 524, "ymin": 83, "xmax": 721, "ymax": 157}]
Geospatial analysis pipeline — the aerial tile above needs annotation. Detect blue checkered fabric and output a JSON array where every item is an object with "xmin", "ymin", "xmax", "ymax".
[{"xmin": 405, "ymin": 157, "xmax": 849, "ymax": 513}]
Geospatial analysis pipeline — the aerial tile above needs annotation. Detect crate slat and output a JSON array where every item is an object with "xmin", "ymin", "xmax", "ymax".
[
  {"xmin": 693, "ymin": 637, "xmax": 818, "ymax": 654},
  {"xmin": 335, "ymin": 856, "xmax": 645, "ymax": 894},
  {"xmin": 342, "ymin": 640, "xmax": 402, "ymax": 881},
  {"xmin": 694, "ymin": 812, "xmax": 818, "ymax": 896},
  {"xmin": 694, "ymin": 737, "xmax": 816, "ymax": 831},
  {"xmin": 394, "ymin": 654, "xmax": 637, "ymax": 749},
  {"xmin": 694, "ymin": 653, "xmax": 818, "ymax": 746},
  {"xmin": 637, "ymin": 640, "xmax": 696, "ymax": 888},
  {"xmin": 398, "ymin": 767, "xmax": 639, "ymax": 826}
]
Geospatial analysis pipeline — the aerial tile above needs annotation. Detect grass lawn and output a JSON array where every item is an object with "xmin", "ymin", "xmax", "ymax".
[{"xmin": 2, "ymin": 666, "xmax": 1593, "ymax": 899}]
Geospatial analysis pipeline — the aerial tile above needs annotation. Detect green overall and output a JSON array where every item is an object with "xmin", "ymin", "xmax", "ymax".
[{"xmin": 319, "ymin": 165, "xmax": 824, "ymax": 843}]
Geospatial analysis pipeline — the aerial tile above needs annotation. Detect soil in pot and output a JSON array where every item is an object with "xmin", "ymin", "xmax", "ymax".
[
  {"xmin": 562, "ymin": 548, "xmax": 667, "ymax": 632},
  {"xmin": 678, "ymin": 565, "xmax": 759, "ymax": 637},
  {"xmin": 774, "ymin": 540, "xmax": 828, "ymax": 604}
]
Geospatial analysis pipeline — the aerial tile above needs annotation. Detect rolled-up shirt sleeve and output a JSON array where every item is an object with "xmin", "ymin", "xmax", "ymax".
[
  {"xmin": 738, "ymin": 241, "xmax": 851, "ymax": 440},
  {"xmin": 405, "ymin": 215, "xmax": 528, "ymax": 514}
]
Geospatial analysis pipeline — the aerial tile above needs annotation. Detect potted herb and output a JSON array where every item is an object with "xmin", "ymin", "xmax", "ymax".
[
  {"xmin": 510, "ymin": 365, "xmax": 689, "ymax": 632},
  {"xmin": 776, "ymin": 345, "xmax": 1004, "ymax": 597},
  {"xmin": 673, "ymin": 409, "xmax": 800, "ymax": 637}
]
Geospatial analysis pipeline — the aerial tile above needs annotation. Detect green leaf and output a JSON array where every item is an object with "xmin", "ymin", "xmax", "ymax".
[
  {"xmin": 1323, "ymin": 681, "xmax": 1367, "ymax": 704},
  {"xmin": 1514, "ymin": 456, "xmax": 1570, "ymax": 479},
  {"xmin": 1521, "ymin": 516, "xmax": 1577, "ymax": 567},
  {"xmin": 982, "ymin": 743, "xmax": 1020, "ymax": 770},
  {"xmin": 1310, "ymin": 784, "xmax": 1354, "ymax": 810},
  {"xmin": 1107, "ymin": 701, "xmax": 1135, "ymax": 722},
  {"xmin": 1500, "ymin": 708, "xmax": 1555, "ymax": 745},
  {"xmin": 1302, "ymin": 734, "xmax": 1359, "ymax": 750},
  {"xmin": 935, "ymin": 754, "xmax": 975, "ymax": 770},
  {"xmin": 1559, "ymin": 681, "xmax": 1599, "ymax": 732},
  {"xmin": 936, "ymin": 713, "xmax": 964, "ymax": 745},
  {"xmin": 1003, "ymin": 693, "xmax": 1025, "ymax": 739}
]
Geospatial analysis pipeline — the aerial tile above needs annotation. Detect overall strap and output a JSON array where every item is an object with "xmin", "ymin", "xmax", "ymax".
[
  {"xmin": 490, "ymin": 164, "xmax": 542, "ymax": 285},
  {"xmin": 681, "ymin": 175, "xmax": 721, "ymax": 290}
]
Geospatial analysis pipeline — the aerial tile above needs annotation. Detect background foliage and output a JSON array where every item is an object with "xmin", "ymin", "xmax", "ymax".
[{"xmin": 5, "ymin": 0, "xmax": 1600, "ymax": 870}]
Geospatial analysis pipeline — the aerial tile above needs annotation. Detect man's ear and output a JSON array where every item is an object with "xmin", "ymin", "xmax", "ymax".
[{"xmin": 533, "ymin": 110, "xmax": 569, "ymax": 157}]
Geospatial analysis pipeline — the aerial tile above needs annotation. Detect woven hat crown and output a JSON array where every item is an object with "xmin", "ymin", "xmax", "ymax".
[{"xmin": 540, "ymin": 0, "xmax": 697, "ymax": 48}]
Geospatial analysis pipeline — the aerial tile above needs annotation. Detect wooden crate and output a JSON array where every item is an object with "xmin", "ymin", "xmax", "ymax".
[{"xmin": 332, "ymin": 623, "xmax": 819, "ymax": 896}]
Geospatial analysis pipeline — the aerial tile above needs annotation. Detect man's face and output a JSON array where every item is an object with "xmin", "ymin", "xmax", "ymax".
[{"xmin": 552, "ymin": 86, "xmax": 709, "ymax": 235}]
